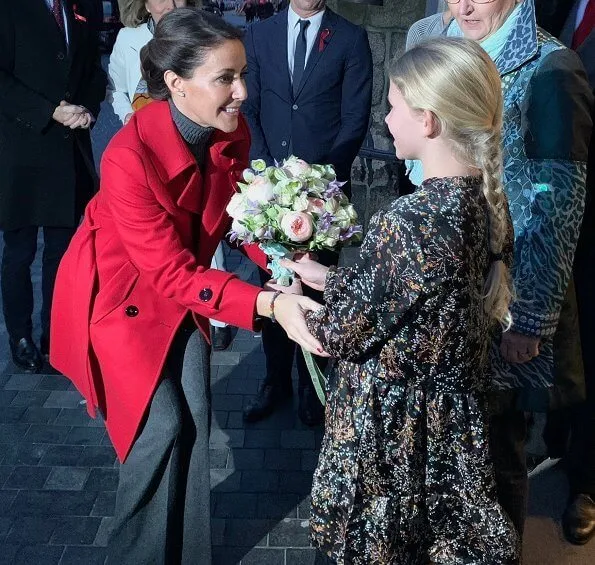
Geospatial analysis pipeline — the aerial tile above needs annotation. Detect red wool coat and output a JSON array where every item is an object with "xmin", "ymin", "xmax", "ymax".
[{"xmin": 50, "ymin": 101, "xmax": 267, "ymax": 461}]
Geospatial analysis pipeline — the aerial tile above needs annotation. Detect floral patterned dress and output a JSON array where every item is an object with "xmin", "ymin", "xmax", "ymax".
[{"xmin": 306, "ymin": 176, "xmax": 520, "ymax": 564}]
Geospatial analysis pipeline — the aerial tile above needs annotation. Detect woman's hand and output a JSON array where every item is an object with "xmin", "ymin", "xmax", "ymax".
[
  {"xmin": 264, "ymin": 278, "xmax": 303, "ymax": 295},
  {"xmin": 256, "ymin": 291, "xmax": 329, "ymax": 356},
  {"xmin": 280, "ymin": 254, "xmax": 329, "ymax": 292},
  {"xmin": 500, "ymin": 331, "xmax": 540, "ymax": 364}
]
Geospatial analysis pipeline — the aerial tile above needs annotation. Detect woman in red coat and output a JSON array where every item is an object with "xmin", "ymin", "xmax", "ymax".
[{"xmin": 50, "ymin": 9, "xmax": 322, "ymax": 565}]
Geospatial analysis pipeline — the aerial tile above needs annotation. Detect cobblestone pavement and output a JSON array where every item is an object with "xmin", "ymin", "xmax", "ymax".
[{"xmin": 0, "ymin": 20, "xmax": 594, "ymax": 563}]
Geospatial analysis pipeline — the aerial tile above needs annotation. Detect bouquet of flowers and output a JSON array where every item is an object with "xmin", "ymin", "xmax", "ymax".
[{"xmin": 226, "ymin": 155, "xmax": 362, "ymax": 286}]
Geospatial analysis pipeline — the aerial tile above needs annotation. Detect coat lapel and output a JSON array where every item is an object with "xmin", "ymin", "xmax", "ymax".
[
  {"xmin": 64, "ymin": 0, "xmax": 81, "ymax": 61},
  {"xmin": 273, "ymin": 10, "xmax": 293, "ymax": 103},
  {"xmin": 294, "ymin": 9, "xmax": 336, "ymax": 99}
]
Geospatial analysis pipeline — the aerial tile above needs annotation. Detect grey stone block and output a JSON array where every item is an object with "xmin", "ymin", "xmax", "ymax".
[
  {"xmin": 7, "ymin": 490, "xmax": 97, "ymax": 516},
  {"xmin": 214, "ymin": 492, "xmax": 257, "ymax": 519},
  {"xmin": 0, "ymin": 407, "xmax": 26, "ymax": 423},
  {"xmin": 209, "ymin": 447, "xmax": 229, "ymax": 469},
  {"xmin": 240, "ymin": 470, "xmax": 279, "ymax": 493},
  {"xmin": 213, "ymin": 363, "xmax": 248, "ymax": 381},
  {"xmin": 10, "ymin": 390, "xmax": 51, "ymax": 407},
  {"xmin": 36, "ymin": 374, "xmax": 71, "ymax": 391},
  {"xmin": 5, "ymin": 465, "xmax": 52, "ymax": 489},
  {"xmin": 226, "ymin": 378, "xmax": 259, "ymax": 395},
  {"xmin": 90, "ymin": 490, "xmax": 116, "ymax": 517},
  {"xmin": 5, "ymin": 516, "xmax": 56, "ymax": 544},
  {"xmin": 44, "ymin": 466, "xmax": 89, "ymax": 490},
  {"xmin": 213, "ymin": 546, "xmax": 252, "ymax": 565},
  {"xmin": 77, "ymin": 446, "xmax": 117, "ymax": 467},
  {"xmin": 43, "ymin": 390, "xmax": 84, "ymax": 409},
  {"xmin": 244, "ymin": 430, "xmax": 281, "ymax": 449},
  {"xmin": 301, "ymin": 450, "xmax": 320, "ymax": 471},
  {"xmin": 231, "ymin": 339, "xmax": 262, "ymax": 354},
  {"xmin": 211, "ymin": 468, "xmax": 241, "ymax": 492},
  {"xmin": 4, "ymin": 374, "xmax": 41, "ymax": 391},
  {"xmin": 0, "ymin": 516, "xmax": 11, "ymax": 539},
  {"xmin": 278, "ymin": 472, "xmax": 314, "ymax": 495},
  {"xmin": 286, "ymin": 548, "xmax": 318, "ymax": 565},
  {"xmin": 212, "ymin": 393, "xmax": 245, "ymax": 412},
  {"xmin": 226, "ymin": 411, "xmax": 245, "ymax": 429},
  {"xmin": 211, "ymin": 517, "xmax": 225, "ymax": 546},
  {"xmin": 281, "ymin": 430, "xmax": 316, "ymax": 450},
  {"xmin": 54, "ymin": 408, "xmax": 95, "ymax": 426},
  {"xmin": 23, "ymin": 424, "xmax": 70, "ymax": 444},
  {"xmin": 39, "ymin": 445, "xmax": 84, "ymax": 467},
  {"xmin": 0, "ymin": 391, "xmax": 18, "ymax": 407},
  {"xmin": 64, "ymin": 426, "xmax": 105, "ymax": 446},
  {"xmin": 212, "ymin": 410, "xmax": 228, "ymax": 429},
  {"xmin": 209, "ymin": 428, "xmax": 245, "ymax": 448},
  {"xmin": 0, "ymin": 490, "xmax": 18, "ymax": 516},
  {"xmin": 264, "ymin": 449, "xmax": 302, "ymax": 471},
  {"xmin": 241, "ymin": 547, "xmax": 285, "ymax": 565},
  {"xmin": 84, "ymin": 468, "xmax": 119, "ymax": 491},
  {"xmin": 93, "ymin": 516, "xmax": 112, "ymax": 547},
  {"xmin": 19, "ymin": 406, "xmax": 60, "ymax": 424},
  {"xmin": 1, "ymin": 443, "xmax": 47, "ymax": 466},
  {"xmin": 211, "ymin": 351, "xmax": 242, "ymax": 366},
  {"xmin": 297, "ymin": 496, "xmax": 311, "ymax": 520},
  {"xmin": 0, "ymin": 466, "xmax": 13, "ymax": 488},
  {"xmin": 228, "ymin": 448, "xmax": 264, "ymax": 470},
  {"xmin": 59, "ymin": 545, "xmax": 107, "ymax": 565},
  {"xmin": 50, "ymin": 516, "xmax": 102, "ymax": 545},
  {"xmin": 224, "ymin": 518, "xmax": 271, "ymax": 547},
  {"xmin": 9, "ymin": 544, "xmax": 65, "ymax": 565},
  {"xmin": 257, "ymin": 493, "xmax": 300, "ymax": 519},
  {"xmin": 0, "ymin": 423, "xmax": 30, "ymax": 443},
  {"xmin": 269, "ymin": 517, "xmax": 311, "ymax": 547}
]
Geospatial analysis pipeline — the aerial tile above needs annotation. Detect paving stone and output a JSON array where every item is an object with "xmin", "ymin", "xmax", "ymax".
[
  {"xmin": 269, "ymin": 518, "xmax": 311, "ymax": 547},
  {"xmin": 240, "ymin": 547, "xmax": 285, "ymax": 564},
  {"xmin": 44, "ymin": 466, "xmax": 90, "ymax": 490},
  {"xmin": 278, "ymin": 471, "xmax": 314, "ymax": 495},
  {"xmin": 54, "ymin": 408, "xmax": 96, "ymax": 427},
  {"xmin": 213, "ymin": 546, "xmax": 252, "ymax": 565},
  {"xmin": 211, "ymin": 517, "xmax": 225, "ymax": 546},
  {"xmin": 246, "ymin": 407, "xmax": 297, "ymax": 430},
  {"xmin": 301, "ymin": 450, "xmax": 320, "ymax": 471},
  {"xmin": 93, "ymin": 516, "xmax": 112, "ymax": 547},
  {"xmin": 91, "ymin": 491, "xmax": 116, "ymax": 517},
  {"xmin": 281, "ymin": 430, "xmax": 316, "ymax": 450},
  {"xmin": 6, "ymin": 490, "xmax": 97, "ymax": 516},
  {"xmin": 0, "ymin": 390, "xmax": 18, "ymax": 407},
  {"xmin": 228, "ymin": 449, "xmax": 265, "ymax": 470},
  {"xmin": 212, "ymin": 393, "xmax": 245, "ymax": 412},
  {"xmin": 5, "ymin": 516, "xmax": 56, "ymax": 544},
  {"xmin": 0, "ymin": 466, "xmax": 13, "ymax": 488},
  {"xmin": 4, "ymin": 465, "xmax": 52, "ymax": 489},
  {"xmin": 1, "ymin": 443, "xmax": 48, "ymax": 466},
  {"xmin": 0, "ymin": 516, "xmax": 11, "ymax": 539},
  {"xmin": 240, "ymin": 470, "xmax": 279, "ymax": 493},
  {"xmin": 0, "ymin": 423, "xmax": 31, "ymax": 443},
  {"xmin": 211, "ymin": 468, "xmax": 241, "ymax": 492},
  {"xmin": 4, "ymin": 374, "xmax": 42, "ymax": 391},
  {"xmin": 297, "ymin": 496, "xmax": 312, "ymax": 520},
  {"xmin": 265, "ymin": 449, "xmax": 302, "ymax": 471},
  {"xmin": 0, "ymin": 490, "xmax": 18, "ymax": 516},
  {"xmin": 39, "ymin": 445, "xmax": 84, "ymax": 466},
  {"xmin": 226, "ymin": 411, "xmax": 245, "ymax": 429},
  {"xmin": 36, "ymin": 374, "xmax": 71, "ymax": 391},
  {"xmin": 230, "ymin": 339, "xmax": 262, "ymax": 354},
  {"xmin": 43, "ymin": 390, "xmax": 84, "ymax": 409},
  {"xmin": 211, "ymin": 351, "xmax": 242, "ymax": 366},
  {"xmin": 50, "ymin": 516, "xmax": 102, "ymax": 544},
  {"xmin": 286, "ymin": 548, "xmax": 318, "ymax": 565},
  {"xmin": 10, "ymin": 544, "xmax": 64, "ymax": 565},
  {"xmin": 59, "ymin": 545, "xmax": 107, "ymax": 565},
  {"xmin": 224, "ymin": 518, "xmax": 271, "ymax": 547},
  {"xmin": 212, "ymin": 410, "xmax": 228, "ymax": 429},
  {"xmin": 0, "ymin": 406, "xmax": 27, "ymax": 423},
  {"xmin": 77, "ymin": 446, "xmax": 117, "ymax": 467},
  {"xmin": 64, "ymin": 426, "xmax": 105, "ymax": 446},
  {"xmin": 0, "ymin": 544, "xmax": 18, "ymax": 565},
  {"xmin": 257, "ymin": 493, "xmax": 300, "ymax": 519},
  {"xmin": 19, "ymin": 406, "xmax": 61, "ymax": 424},
  {"xmin": 209, "ymin": 428, "xmax": 245, "ymax": 448},
  {"xmin": 214, "ymin": 493, "xmax": 258, "ymax": 519},
  {"xmin": 84, "ymin": 468, "xmax": 119, "ymax": 491},
  {"xmin": 226, "ymin": 378, "xmax": 260, "ymax": 395},
  {"xmin": 209, "ymin": 448, "xmax": 229, "ymax": 469},
  {"xmin": 23, "ymin": 423, "xmax": 70, "ymax": 444},
  {"xmin": 215, "ymin": 364, "xmax": 249, "ymax": 381},
  {"xmin": 244, "ymin": 429, "xmax": 281, "ymax": 449},
  {"xmin": 10, "ymin": 390, "xmax": 51, "ymax": 407}
]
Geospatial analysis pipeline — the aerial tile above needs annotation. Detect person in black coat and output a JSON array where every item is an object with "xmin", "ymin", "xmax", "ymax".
[{"xmin": 0, "ymin": 0, "xmax": 106, "ymax": 372}]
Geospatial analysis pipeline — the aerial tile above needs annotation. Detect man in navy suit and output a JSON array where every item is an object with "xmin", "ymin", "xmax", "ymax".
[{"xmin": 242, "ymin": 0, "xmax": 372, "ymax": 425}]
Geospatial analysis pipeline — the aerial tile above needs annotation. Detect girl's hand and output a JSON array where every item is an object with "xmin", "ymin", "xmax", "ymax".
[
  {"xmin": 264, "ymin": 278, "xmax": 303, "ymax": 295},
  {"xmin": 280, "ymin": 254, "xmax": 329, "ymax": 292},
  {"xmin": 500, "ymin": 331, "xmax": 540, "ymax": 364}
]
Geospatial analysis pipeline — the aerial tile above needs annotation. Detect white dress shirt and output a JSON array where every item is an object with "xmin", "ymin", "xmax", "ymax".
[
  {"xmin": 575, "ymin": 0, "xmax": 590, "ymax": 29},
  {"xmin": 43, "ymin": 0, "xmax": 70, "ymax": 47},
  {"xmin": 287, "ymin": 6, "xmax": 325, "ymax": 79}
]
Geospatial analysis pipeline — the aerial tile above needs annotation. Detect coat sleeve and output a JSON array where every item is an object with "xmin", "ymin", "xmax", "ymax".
[
  {"xmin": 0, "ymin": 4, "xmax": 57, "ymax": 133},
  {"xmin": 511, "ymin": 47, "xmax": 594, "ymax": 338},
  {"xmin": 305, "ymin": 210, "xmax": 426, "ymax": 362},
  {"xmin": 100, "ymin": 146, "xmax": 262, "ymax": 331},
  {"xmin": 326, "ymin": 26, "xmax": 373, "ymax": 181},
  {"xmin": 242, "ymin": 25, "xmax": 274, "ymax": 165},
  {"xmin": 106, "ymin": 29, "xmax": 134, "ymax": 123}
]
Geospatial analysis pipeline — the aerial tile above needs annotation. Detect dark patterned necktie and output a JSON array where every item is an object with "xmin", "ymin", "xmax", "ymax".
[
  {"xmin": 52, "ymin": 0, "xmax": 65, "ymax": 34},
  {"xmin": 292, "ymin": 19, "xmax": 310, "ymax": 96}
]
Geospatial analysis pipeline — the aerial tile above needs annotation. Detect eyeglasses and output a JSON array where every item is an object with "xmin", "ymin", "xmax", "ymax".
[{"xmin": 445, "ymin": 0, "xmax": 498, "ymax": 4}]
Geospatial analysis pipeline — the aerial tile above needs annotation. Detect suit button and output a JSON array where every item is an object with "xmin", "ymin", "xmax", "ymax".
[
  {"xmin": 64, "ymin": 133, "xmax": 70, "ymax": 139},
  {"xmin": 125, "ymin": 305, "xmax": 139, "ymax": 317},
  {"xmin": 199, "ymin": 288, "xmax": 213, "ymax": 302},
  {"xmin": 292, "ymin": 104, "xmax": 298, "ymax": 110},
  {"xmin": 57, "ymin": 52, "xmax": 65, "ymax": 61},
  {"xmin": 281, "ymin": 141, "xmax": 287, "ymax": 147}
]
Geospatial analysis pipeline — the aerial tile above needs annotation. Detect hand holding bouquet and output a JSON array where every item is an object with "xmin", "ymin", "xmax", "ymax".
[{"xmin": 226, "ymin": 156, "xmax": 362, "ymax": 285}]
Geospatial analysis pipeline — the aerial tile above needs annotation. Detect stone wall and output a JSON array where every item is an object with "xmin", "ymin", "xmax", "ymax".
[{"xmin": 328, "ymin": 0, "xmax": 425, "ymax": 232}]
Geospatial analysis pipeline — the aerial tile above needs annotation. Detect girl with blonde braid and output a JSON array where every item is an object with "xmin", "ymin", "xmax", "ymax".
[{"xmin": 278, "ymin": 37, "xmax": 520, "ymax": 563}]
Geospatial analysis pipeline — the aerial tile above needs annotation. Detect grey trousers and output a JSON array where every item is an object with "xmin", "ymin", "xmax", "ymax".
[{"xmin": 107, "ymin": 324, "xmax": 212, "ymax": 565}]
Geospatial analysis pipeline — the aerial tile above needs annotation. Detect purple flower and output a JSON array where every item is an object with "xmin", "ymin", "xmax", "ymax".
[
  {"xmin": 317, "ymin": 212, "xmax": 334, "ymax": 232},
  {"xmin": 339, "ymin": 225, "xmax": 363, "ymax": 241},
  {"xmin": 324, "ymin": 180, "xmax": 347, "ymax": 199}
]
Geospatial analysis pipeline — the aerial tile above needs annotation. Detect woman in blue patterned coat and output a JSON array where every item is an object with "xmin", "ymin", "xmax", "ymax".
[{"xmin": 407, "ymin": 0, "xmax": 593, "ymax": 543}]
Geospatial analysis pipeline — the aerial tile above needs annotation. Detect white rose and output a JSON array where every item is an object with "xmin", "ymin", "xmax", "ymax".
[
  {"xmin": 231, "ymin": 218, "xmax": 250, "ymax": 237},
  {"xmin": 246, "ymin": 176, "xmax": 275, "ymax": 204},
  {"xmin": 226, "ymin": 192, "xmax": 247, "ymax": 220},
  {"xmin": 283, "ymin": 156, "xmax": 312, "ymax": 177}
]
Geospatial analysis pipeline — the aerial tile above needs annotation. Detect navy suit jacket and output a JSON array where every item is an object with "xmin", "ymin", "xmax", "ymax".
[{"xmin": 243, "ymin": 8, "xmax": 373, "ymax": 182}]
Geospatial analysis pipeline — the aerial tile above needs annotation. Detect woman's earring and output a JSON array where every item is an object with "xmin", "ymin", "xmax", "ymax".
[{"xmin": 178, "ymin": 91, "xmax": 186, "ymax": 98}]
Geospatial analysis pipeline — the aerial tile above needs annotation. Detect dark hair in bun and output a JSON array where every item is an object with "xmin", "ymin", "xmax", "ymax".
[{"xmin": 140, "ymin": 8, "xmax": 243, "ymax": 100}]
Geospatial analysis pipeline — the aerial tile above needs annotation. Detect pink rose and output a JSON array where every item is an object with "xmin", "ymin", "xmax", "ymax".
[
  {"xmin": 280, "ymin": 211, "xmax": 314, "ymax": 242},
  {"xmin": 246, "ymin": 176, "xmax": 275, "ymax": 204},
  {"xmin": 306, "ymin": 197, "xmax": 325, "ymax": 215}
]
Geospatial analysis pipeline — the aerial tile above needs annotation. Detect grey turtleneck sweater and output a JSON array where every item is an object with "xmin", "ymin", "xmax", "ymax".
[{"xmin": 168, "ymin": 99, "xmax": 214, "ymax": 171}]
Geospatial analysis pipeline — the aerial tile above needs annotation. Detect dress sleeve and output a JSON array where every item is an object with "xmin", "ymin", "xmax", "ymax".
[{"xmin": 306, "ymin": 210, "xmax": 426, "ymax": 362}]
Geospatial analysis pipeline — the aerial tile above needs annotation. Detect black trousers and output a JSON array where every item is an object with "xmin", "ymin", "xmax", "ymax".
[
  {"xmin": 258, "ymin": 250, "xmax": 337, "ymax": 391},
  {"xmin": 1, "ymin": 226, "xmax": 76, "ymax": 343},
  {"xmin": 107, "ymin": 325, "xmax": 212, "ymax": 565}
]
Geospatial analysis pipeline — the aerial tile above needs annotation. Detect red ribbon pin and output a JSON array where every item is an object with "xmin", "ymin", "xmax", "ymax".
[{"xmin": 318, "ymin": 29, "xmax": 331, "ymax": 52}]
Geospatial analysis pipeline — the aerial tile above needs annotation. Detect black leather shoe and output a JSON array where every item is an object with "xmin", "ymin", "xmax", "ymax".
[
  {"xmin": 298, "ymin": 386, "xmax": 324, "ymax": 427},
  {"xmin": 9, "ymin": 337, "xmax": 43, "ymax": 373},
  {"xmin": 243, "ymin": 381, "xmax": 293, "ymax": 423},
  {"xmin": 212, "ymin": 326, "xmax": 232, "ymax": 351},
  {"xmin": 563, "ymin": 494, "xmax": 595, "ymax": 545},
  {"xmin": 40, "ymin": 334, "xmax": 50, "ymax": 362}
]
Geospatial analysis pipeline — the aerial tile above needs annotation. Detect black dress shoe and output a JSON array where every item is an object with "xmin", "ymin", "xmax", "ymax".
[
  {"xmin": 298, "ymin": 386, "xmax": 324, "ymax": 427},
  {"xmin": 40, "ymin": 334, "xmax": 50, "ymax": 362},
  {"xmin": 563, "ymin": 494, "xmax": 595, "ymax": 545},
  {"xmin": 243, "ymin": 381, "xmax": 293, "ymax": 423},
  {"xmin": 212, "ymin": 326, "xmax": 232, "ymax": 351},
  {"xmin": 9, "ymin": 337, "xmax": 43, "ymax": 373}
]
